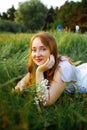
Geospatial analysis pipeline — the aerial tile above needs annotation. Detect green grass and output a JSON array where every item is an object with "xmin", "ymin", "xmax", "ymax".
[{"xmin": 0, "ymin": 31, "xmax": 87, "ymax": 130}]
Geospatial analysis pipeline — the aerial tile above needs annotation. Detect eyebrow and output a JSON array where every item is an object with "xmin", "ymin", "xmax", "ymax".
[{"xmin": 32, "ymin": 45, "xmax": 47, "ymax": 48}]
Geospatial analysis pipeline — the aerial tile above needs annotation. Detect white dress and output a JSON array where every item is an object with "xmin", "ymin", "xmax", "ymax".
[{"xmin": 58, "ymin": 57, "xmax": 87, "ymax": 93}]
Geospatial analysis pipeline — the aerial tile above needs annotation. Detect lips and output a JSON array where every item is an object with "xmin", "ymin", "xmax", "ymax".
[{"xmin": 36, "ymin": 58, "xmax": 43, "ymax": 62}]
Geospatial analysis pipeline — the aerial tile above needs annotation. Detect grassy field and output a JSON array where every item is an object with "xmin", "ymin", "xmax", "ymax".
[{"xmin": 0, "ymin": 31, "xmax": 87, "ymax": 130}]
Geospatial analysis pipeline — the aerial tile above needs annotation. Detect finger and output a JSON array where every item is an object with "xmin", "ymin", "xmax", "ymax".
[
  {"xmin": 50, "ymin": 55, "xmax": 55, "ymax": 64},
  {"xmin": 48, "ymin": 55, "xmax": 55, "ymax": 66},
  {"xmin": 43, "ymin": 58, "xmax": 49, "ymax": 67}
]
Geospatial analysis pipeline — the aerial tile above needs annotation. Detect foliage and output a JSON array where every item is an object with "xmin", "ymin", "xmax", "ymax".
[
  {"xmin": 0, "ymin": 32, "xmax": 87, "ymax": 130},
  {"xmin": 43, "ymin": 6, "xmax": 56, "ymax": 30},
  {"xmin": 14, "ymin": 0, "xmax": 48, "ymax": 31},
  {"xmin": 0, "ymin": 1, "xmax": 87, "ymax": 32},
  {"xmin": 0, "ymin": 5, "xmax": 16, "ymax": 21},
  {"xmin": 51, "ymin": 31, "xmax": 87, "ymax": 62},
  {"xmin": 7, "ymin": 5, "xmax": 16, "ymax": 21},
  {"xmin": 0, "ymin": 20, "xmax": 27, "ymax": 33},
  {"xmin": 0, "ymin": 84, "xmax": 87, "ymax": 130},
  {"xmin": 53, "ymin": 0, "xmax": 87, "ymax": 32}
]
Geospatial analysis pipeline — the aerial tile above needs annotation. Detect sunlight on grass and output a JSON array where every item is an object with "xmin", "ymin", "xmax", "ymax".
[{"xmin": 0, "ymin": 31, "xmax": 87, "ymax": 130}]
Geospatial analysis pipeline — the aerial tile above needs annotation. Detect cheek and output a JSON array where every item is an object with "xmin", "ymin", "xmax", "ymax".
[
  {"xmin": 45, "ymin": 52, "xmax": 50, "ymax": 58},
  {"xmin": 43, "ymin": 53, "xmax": 50, "ymax": 62},
  {"xmin": 31, "ymin": 52, "xmax": 34, "ymax": 57}
]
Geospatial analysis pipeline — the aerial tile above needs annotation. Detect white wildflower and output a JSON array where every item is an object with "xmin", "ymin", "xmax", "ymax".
[
  {"xmin": 34, "ymin": 79, "xmax": 49, "ymax": 106},
  {"xmin": 34, "ymin": 96, "xmax": 39, "ymax": 105}
]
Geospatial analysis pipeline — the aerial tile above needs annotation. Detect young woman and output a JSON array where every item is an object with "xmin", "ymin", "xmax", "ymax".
[{"xmin": 13, "ymin": 31, "xmax": 87, "ymax": 106}]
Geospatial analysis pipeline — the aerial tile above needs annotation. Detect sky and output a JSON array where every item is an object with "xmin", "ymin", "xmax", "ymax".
[{"xmin": 0, "ymin": 0, "xmax": 81, "ymax": 13}]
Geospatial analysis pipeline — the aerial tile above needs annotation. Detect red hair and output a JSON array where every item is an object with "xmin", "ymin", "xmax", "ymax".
[{"xmin": 28, "ymin": 31, "xmax": 61, "ymax": 85}]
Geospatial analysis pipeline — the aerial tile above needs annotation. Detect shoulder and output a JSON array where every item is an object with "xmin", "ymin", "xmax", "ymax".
[
  {"xmin": 58, "ymin": 56, "xmax": 74, "ymax": 69},
  {"xmin": 57, "ymin": 57, "xmax": 77, "ymax": 82}
]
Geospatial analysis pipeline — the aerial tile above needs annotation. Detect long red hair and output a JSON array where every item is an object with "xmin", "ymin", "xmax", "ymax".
[{"xmin": 28, "ymin": 31, "xmax": 61, "ymax": 85}]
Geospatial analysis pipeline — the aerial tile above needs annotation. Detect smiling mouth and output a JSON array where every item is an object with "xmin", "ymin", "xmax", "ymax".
[{"xmin": 36, "ymin": 58, "xmax": 43, "ymax": 62}]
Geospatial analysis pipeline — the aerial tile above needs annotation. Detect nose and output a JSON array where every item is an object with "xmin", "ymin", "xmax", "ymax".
[{"xmin": 35, "ymin": 50, "xmax": 41, "ymax": 57}]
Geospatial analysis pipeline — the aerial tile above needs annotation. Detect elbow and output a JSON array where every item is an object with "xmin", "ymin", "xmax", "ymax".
[
  {"xmin": 45, "ymin": 102, "xmax": 54, "ymax": 106},
  {"xmin": 44, "ymin": 93, "xmax": 62, "ymax": 106},
  {"xmin": 44, "ymin": 101, "xmax": 56, "ymax": 107},
  {"xmin": 44, "ymin": 98, "xmax": 58, "ymax": 106}
]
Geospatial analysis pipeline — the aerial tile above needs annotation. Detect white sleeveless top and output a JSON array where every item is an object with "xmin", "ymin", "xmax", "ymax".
[{"xmin": 58, "ymin": 57, "xmax": 87, "ymax": 89}]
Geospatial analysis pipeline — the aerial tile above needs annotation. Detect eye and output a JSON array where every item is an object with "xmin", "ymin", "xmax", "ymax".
[
  {"xmin": 41, "ymin": 47, "xmax": 47, "ymax": 51},
  {"xmin": 31, "ymin": 48, "xmax": 36, "ymax": 52}
]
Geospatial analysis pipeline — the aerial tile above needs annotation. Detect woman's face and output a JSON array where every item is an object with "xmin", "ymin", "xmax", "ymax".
[{"xmin": 31, "ymin": 37, "xmax": 50, "ymax": 66}]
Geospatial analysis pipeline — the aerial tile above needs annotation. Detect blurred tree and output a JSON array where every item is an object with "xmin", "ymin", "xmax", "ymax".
[
  {"xmin": 63, "ymin": 1, "xmax": 79, "ymax": 31},
  {"xmin": 0, "ymin": 0, "xmax": 86, "ymax": 32},
  {"xmin": 0, "ymin": 13, "xmax": 1, "ymax": 20},
  {"xmin": 53, "ymin": 0, "xmax": 87, "ymax": 32},
  {"xmin": 1, "ymin": 12, "xmax": 8, "ymax": 20},
  {"xmin": 43, "ymin": 6, "xmax": 56, "ymax": 30},
  {"xmin": 15, "ymin": 0, "xmax": 48, "ymax": 31},
  {"xmin": 7, "ymin": 5, "xmax": 16, "ymax": 21},
  {"xmin": 53, "ymin": 1, "xmax": 71, "ymax": 29},
  {"xmin": 79, "ymin": 0, "xmax": 87, "ymax": 32},
  {"xmin": 81, "ymin": 0, "xmax": 87, "ymax": 4}
]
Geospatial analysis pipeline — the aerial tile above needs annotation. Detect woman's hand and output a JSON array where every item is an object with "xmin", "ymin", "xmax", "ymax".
[
  {"xmin": 12, "ymin": 73, "xmax": 30, "ymax": 93},
  {"xmin": 12, "ymin": 82, "xmax": 24, "ymax": 93},
  {"xmin": 12, "ymin": 87, "xmax": 23, "ymax": 94},
  {"xmin": 37, "ymin": 55, "xmax": 55, "ymax": 72}
]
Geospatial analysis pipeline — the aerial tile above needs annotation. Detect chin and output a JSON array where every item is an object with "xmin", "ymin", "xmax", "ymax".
[
  {"xmin": 37, "ymin": 63, "xmax": 43, "ymax": 66},
  {"xmin": 36, "ymin": 61, "xmax": 44, "ymax": 66}
]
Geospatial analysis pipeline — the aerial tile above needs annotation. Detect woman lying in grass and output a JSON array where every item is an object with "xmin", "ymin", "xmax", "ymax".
[{"xmin": 13, "ymin": 31, "xmax": 87, "ymax": 106}]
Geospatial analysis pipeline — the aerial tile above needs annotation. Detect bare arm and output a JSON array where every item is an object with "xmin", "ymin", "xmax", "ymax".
[
  {"xmin": 46, "ymin": 67, "xmax": 66, "ymax": 106},
  {"xmin": 14, "ymin": 73, "xmax": 30, "ymax": 92},
  {"xmin": 36, "ymin": 55, "xmax": 66, "ymax": 106}
]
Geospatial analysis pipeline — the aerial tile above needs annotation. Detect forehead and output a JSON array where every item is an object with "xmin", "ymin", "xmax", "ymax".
[{"xmin": 32, "ymin": 37, "xmax": 45, "ymax": 47}]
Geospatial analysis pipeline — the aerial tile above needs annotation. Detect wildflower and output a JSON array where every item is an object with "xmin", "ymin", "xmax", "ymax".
[{"xmin": 34, "ymin": 79, "xmax": 49, "ymax": 106}]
